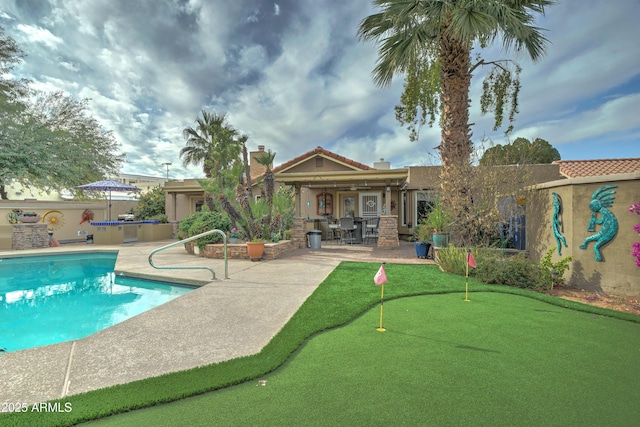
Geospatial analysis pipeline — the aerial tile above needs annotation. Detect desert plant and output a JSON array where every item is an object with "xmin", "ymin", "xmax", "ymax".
[
  {"xmin": 200, "ymin": 151, "xmax": 295, "ymax": 242},
  {"xmin": 538, "ymin": 248, "xmax": 573, "ymax": 290},
  {"xmin": 421, "ymin": 199, "xmax": 453, "ymax": 233}
]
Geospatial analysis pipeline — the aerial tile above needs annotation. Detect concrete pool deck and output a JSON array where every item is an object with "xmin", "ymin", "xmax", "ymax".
[{"xmin": 1, "ymin": 239, "xmax": 429, "ymax": 405}]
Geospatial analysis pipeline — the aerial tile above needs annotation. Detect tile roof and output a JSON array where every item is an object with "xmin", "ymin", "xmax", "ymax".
[
  {"xmin": 271, "ymin": 146, "xmax": 375, "ymax": 174},
  {"xmin": 552, "ymin": 158, "xmax": 640, "ymax": 178}
]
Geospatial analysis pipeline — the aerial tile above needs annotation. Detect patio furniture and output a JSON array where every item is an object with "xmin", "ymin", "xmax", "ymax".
[
  {"xmin": 339, "ymin": 217, "xmax": 357, "ymax": 244},
  {"xmin": 353, "ymin": 217, "xmax": 365, "ymax": 244},
  {"xmin": 328, "ymin": 220, "xmax": 341, "ymax": 243},
  {"xmin": 364, "ymin": 217, "xmax": 380, "ymax": 244}
]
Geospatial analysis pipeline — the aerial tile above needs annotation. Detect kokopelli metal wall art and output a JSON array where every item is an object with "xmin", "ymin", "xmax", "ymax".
[
  {"xmin": 551, "ymin": 192, "xmax": 568, "ymax": 256},
  {"xmin": 579, "ymin": 185, "xmax": 618, "ymax": 261}
]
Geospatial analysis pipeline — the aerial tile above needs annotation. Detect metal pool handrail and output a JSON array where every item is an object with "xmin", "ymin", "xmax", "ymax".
[{"xmin": 148, "ymin": 229, "xmax": 228, "ymax": 280}]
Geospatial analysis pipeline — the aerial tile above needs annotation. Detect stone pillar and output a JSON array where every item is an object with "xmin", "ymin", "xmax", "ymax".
[
  {"xmin": 12, "ymin": 223, "xmax": 49, "ymax": 250},
  {"xmin": 292, "ymin": 217, "xmax": 306, "ymax": 248},
  {"xmin": 377, "ymin": 215, "xmax": 399, "ymax": 249}
]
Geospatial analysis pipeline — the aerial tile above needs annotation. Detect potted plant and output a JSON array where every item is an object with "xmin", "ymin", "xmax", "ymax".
[
  {"xmin": 413, "ymin": 223, "xmax": 432, "ymax": 259},
  {"xmin": 422, "ymin": 200, "xmax": 453, "ymax": 248},
  {"xmin": 246, "ymin": 237, "xmax": 266, "ymax": 261},
  {"xmin": 227, "ymin": 227, "xmax": 241, "ymax": 244}
]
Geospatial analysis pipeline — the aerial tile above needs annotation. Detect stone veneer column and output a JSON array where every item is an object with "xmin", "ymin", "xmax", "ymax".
[
  {"xmin": 377, "ymin": 215, "xmax": 399, "ymax": 249},
  {"xmin": 292, "ymin": 217, "xmax": 306, "ymax": 248},
  {"xmin": 12, "ymin": 223, "xmax": 49, "ymax": 250}
]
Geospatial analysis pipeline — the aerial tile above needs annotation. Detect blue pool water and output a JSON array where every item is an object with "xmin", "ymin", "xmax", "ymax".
[{"xmin": 0, "ymin": 252, "xmax": 194, "ymax": 353}]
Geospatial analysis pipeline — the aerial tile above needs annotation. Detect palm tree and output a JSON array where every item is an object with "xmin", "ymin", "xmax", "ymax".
[
  {"xmin": 358, "ymin": 0, "xmax": 553, "ymax": 244},
  {"xmin": 254, "ymin": 149, "xmax": 277, "ymax": 205},
  {"xmin": 181, "ymin": 110, "xmax": 244, "ymax": 210},
  {"xmin": 180, "ymin": 110, "xmax": 242, "ymax": 179}
]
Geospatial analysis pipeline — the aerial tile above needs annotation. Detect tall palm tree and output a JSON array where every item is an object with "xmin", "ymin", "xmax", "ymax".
[
  {"xmin": 181, "ymin": 110, "xmax": 244, "ymax": 210},
  {"xmin": 180, "ymin": 110, "xmax": 242, "ymax": 179},
  {"xmin": 254, "ymin": 149, "xmax": 277, "ymax": 205},
  {"xmin": 358, "ymin": 0, "xmax": 553, "ymax": 244}
]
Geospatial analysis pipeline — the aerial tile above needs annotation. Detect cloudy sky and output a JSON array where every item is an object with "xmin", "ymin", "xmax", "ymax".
[{"xmin": 1, "ymin": 0, "xmax": 639, "ymax": 179}]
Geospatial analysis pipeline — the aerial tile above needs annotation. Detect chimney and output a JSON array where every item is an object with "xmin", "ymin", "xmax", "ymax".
[
  {"xmin": 373, "ymin": 158, "xmax": 390, "ymax": 170},
  {"xmin": 250, "ymin": 145, "xmax": 269, "ymax": 179}
]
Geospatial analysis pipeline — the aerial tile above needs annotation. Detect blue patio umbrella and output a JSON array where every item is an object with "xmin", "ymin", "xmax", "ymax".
[{"xmin": 76, "ymin": 180, "xmax": 141, "ymax": 221}]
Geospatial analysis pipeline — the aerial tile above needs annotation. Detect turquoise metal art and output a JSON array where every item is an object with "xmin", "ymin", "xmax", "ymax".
[
  {"xmin": 579, "ymin": 185, "xmax": 619, "ymax": 261},
  {"xmin": 551, "ymin": 192, "xmax": 568, "ymax": 255}
]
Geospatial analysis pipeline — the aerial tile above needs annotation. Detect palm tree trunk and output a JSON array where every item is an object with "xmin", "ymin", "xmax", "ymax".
[
  {"xmin": 437, "ymin": 33, "xmax": 474, "ymax": 245},
  {"xmin": 242, "ymin": 142, "xmax": 253, "ymax": 199}
]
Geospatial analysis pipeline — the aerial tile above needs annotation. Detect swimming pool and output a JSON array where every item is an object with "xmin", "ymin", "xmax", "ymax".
[{"xmin": 0, "ymin": 252, "xmax": 194, "ymax": 353}]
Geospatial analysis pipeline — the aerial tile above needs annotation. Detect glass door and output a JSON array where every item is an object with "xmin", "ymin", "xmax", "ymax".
[{"xmin": 342, "ymin": 195, "xmax": 356, "ymax": 217}]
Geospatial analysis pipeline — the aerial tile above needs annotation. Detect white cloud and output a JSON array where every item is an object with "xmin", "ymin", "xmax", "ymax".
[
  {"xmin": 16, "ymin": 24, "xmax": 63, "ymax": 49},
  {"xmin": 2, "ymin": 0, "xmax": 638, "ymax": 178}
]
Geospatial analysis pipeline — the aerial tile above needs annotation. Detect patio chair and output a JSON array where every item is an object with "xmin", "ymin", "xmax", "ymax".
[
  {"xmin": 328, "ymin": 220, "xmax": 341, "ymax": 244},
  {"xmin": 339, "ymin": 217, "xmax": 356, "ymax": 244},
  {"xmin": 364, "ymin": 217, "xmax": 380, "ymax": 244}
]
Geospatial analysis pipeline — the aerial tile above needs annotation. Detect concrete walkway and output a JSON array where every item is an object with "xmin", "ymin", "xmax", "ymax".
[{"xmin": 1, "ymin": 240, "xmax": 430, "ymax": 405}]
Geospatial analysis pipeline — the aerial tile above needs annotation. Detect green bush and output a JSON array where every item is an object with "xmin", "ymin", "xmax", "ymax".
[
  {"xmin": 146, "ymin": 214, "xmax": 168, "ymax": 223},
  {"xmin": 132, "ymin": 186, "xmax": 166, "ymax": 220},
  {"xmin": 475, "ymin": 253, "xmax": 543, "ymax": 290},
  {"xmin": 434, "ymin": 245, "xmax": 573, "ymax": 292},
  {"xmin": 435, "ymin": 245, "xmax": 479, "ymax": 276},
  {"xmin": 538, "ymin": 248, "xmax": 573, "ymax": 290},
  {"xmin": 176, "ymin": 208, "xmax": 232, "ymax": 249}
]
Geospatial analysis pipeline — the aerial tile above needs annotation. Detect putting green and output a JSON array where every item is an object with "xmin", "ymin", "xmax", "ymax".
[{"xmin": 95, "ymin": 293, "xmax": 640, "ymax": 426}]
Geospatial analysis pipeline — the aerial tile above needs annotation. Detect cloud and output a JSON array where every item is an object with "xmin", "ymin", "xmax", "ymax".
[
  {"xmin": 16, "ymin": 24, "xmax": 62, "ymax": 48},
  {"xmin": 1, "ymin": 0, "xmax": 638, "ymax": 179}
]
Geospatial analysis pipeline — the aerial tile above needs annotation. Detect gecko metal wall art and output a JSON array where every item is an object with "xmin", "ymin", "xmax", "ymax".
[
  {"xmin": 579, "ymin": 185, "xmax": 618, "ymax": 261},
  {"xmin": 551, "ymin": 192, "xmax": 568, "ymax": 255}
]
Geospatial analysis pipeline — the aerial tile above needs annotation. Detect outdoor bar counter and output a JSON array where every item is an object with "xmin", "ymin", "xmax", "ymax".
[{"xmin": 90, "ymin": 220, "xmax": 173, "ymax": 245}]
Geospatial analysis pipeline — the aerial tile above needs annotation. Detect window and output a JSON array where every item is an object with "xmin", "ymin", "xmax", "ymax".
[
  {"xmin": 415, "ymin": 190, "xmax": 436, "ymax": 224},
  {"xmin": 400, "ymin": 191, "xmax": 408, "ymax": 226},
  {"xmin": 316, "ymin": 192, "xmax": 333, "ymax": 216},
  {"xmin": 316, "ymin": 157, "xmax": 324, "ymax": 168},
  {"xmin": 343, "ymin": 195, "xmax": 356, "ymax": 217}
]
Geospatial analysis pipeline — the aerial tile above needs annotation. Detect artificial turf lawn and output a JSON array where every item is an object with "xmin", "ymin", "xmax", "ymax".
[
  {"xmin": 91, "ymin": 292, "xmax": 640, "ymax": 426},
  {"xmin": 2, "ymin": 263, "xmax": 639, "ymax": 426}
]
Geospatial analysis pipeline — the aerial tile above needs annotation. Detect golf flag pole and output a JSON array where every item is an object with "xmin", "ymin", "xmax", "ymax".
[
  {"xmin": 465, "ymin": 249, "xmax": 476, "ymax": 302},
  {"xmin": 374, "ymin": 262, "xmax": 388, "ymax": 331}
]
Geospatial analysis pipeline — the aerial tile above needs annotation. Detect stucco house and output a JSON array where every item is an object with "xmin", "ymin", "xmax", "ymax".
[
  {"xmin": 163, "ymin": 147, "xmax": 639, "ymax": 295},
  {"xmin": 164, "ymin": 145, "xmax": 563, "ymax": 241}
]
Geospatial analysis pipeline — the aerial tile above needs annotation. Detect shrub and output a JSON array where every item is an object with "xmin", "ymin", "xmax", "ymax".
[
  {"xmin": 538, "ymin": 248, "xmax": 573, "ymax": 290},
  {"xmin": 146, "ymin": 214, "xmax": 168, "ymax": 223},
  {"xmin": 475, "ymin": 252, "xmax": 543, "ymax": 290},
  {"xmin": 132, "ymin": 186, "xmax": 166, "ymax": 220},
  {"xmin": 176, "ymin": 208, "xmax": 232, "ymax": 249},
  {"xmin": 438, "ymin": 246, "xmax": 571, "ymax": 292},
  {"xmin": 436, "ymin": 245, "xmax": 479, "ymax": 276}
]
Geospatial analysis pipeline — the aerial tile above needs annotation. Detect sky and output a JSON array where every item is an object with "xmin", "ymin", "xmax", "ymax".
[{"xmin": 1, "ymin": 0, "xmax": 639, "ymax": 180}]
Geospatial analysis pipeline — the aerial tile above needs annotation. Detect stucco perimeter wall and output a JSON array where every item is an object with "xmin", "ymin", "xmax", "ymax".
[
  {"xmin": 527, "ymin": 172, "xmax": 639, "ymax": 297},
  {"xmin": 1, "ymin": 200, "xmax": 107, "ymax": 243}
]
